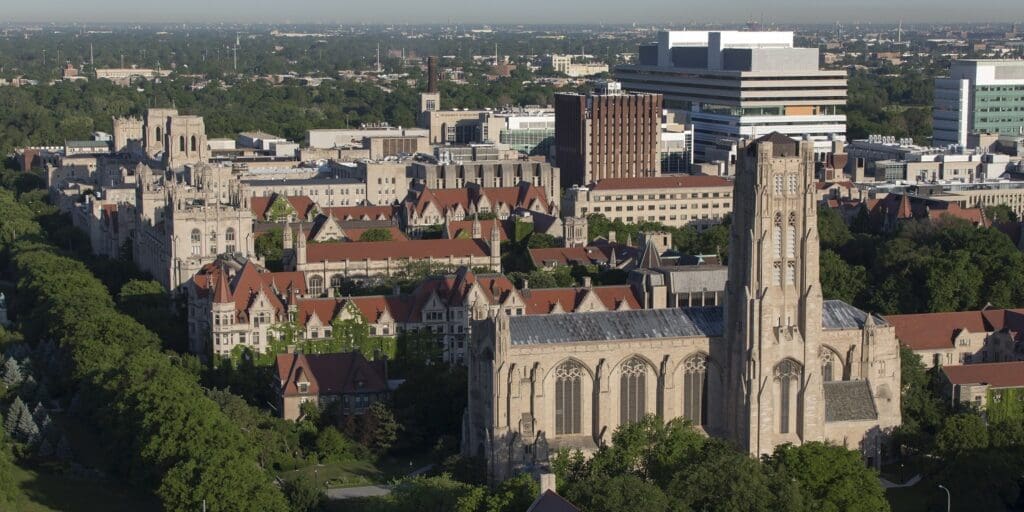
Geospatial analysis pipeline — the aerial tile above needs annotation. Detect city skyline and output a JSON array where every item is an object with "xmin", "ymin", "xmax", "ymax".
[{"xmin": 4, "ymin": 0, "xmax": 1024, "ymax": 25}]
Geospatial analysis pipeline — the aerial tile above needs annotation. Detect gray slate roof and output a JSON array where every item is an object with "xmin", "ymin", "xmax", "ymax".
[
  {"xmin": 509, "ymin": 307, "xmax": 724, "ymax": 346},
  {"xmin": 822, "ymin": 300, "xmax": 888, "ymax": 330},
  {"xmin": 823, "ymin": 380, "xmax": 878, "ymax": 422}
]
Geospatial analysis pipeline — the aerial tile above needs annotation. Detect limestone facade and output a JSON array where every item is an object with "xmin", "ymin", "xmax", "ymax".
[{"xmin": 465, "ymin": 134, "xmax": 902, "ymax": 482}]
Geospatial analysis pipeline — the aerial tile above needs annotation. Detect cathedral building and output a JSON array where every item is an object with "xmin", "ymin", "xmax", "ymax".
[{"xmin": 464, "ymin": 134, "xmax": 902, "ymax": 481}]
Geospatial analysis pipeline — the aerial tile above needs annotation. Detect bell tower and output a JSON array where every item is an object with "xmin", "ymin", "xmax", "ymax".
[{"xmin": 721, "ymin": 133, "xmax": 824, "ymax": 457}]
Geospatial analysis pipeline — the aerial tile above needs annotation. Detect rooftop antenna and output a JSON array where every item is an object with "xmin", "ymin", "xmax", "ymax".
[
  {"xmin": 897, "ymin": 20, "xmax": 903, "ymax": 45},
  {"xmin": 90, "ymin": 43, "xmax": 94, "ymax": 66},
  {"xmin": 376, "ymin": 43, "xmax": 381, "ymax": 72}
]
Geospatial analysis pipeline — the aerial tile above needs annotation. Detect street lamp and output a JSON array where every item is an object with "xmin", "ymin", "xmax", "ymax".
[{"xmin": 938, "ymin": 484, "xmax": 951, "ymax": 512}]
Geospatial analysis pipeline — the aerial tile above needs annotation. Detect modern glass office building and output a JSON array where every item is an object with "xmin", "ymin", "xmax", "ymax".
[{"xmin": 934, "ymin": 60, "xmax": 1024, "ymax": 148}]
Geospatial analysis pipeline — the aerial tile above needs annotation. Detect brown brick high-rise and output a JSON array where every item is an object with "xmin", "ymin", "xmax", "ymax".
[{"xmin": 555, "ymin": 87, "xmax": 662, "ymax": 188}]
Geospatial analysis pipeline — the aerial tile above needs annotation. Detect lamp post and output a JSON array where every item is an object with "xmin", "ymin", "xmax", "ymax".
[{"xmin": 938, "ymin": 484, "xmax": 951, "ymax": 512}]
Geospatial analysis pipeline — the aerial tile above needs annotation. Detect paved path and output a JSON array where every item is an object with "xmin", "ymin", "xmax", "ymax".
[
  {"xmin": 880, "ymin": 474, "xmax": 922, "ymax": 489},
  {"xmin": 326, "ymin": 464, "xmax": 435, "ymax": 500}
]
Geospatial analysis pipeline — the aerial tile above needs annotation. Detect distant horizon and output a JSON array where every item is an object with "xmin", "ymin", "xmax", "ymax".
[{"xmin": 3, "ymin": 0, "xmax": 1024, "ymax": 26}]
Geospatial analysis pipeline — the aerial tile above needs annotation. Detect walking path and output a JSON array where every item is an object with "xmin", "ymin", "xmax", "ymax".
[
  {"xmin": 879, "ymin": 474, "xmax": 922, "ymax": 489},
  {"xmin": 326, "ymin": 464, "xmax": 435, "ymax": 500}
]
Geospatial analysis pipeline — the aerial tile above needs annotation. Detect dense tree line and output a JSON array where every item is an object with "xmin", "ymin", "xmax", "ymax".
[
  {"xmin": 845, "ymin": 68, "xmax": 935, "ymax": 145},
  {"xmin": 550, "ymin": 416, "xmax": 889, "ymax": 512},
  {"xmin": 818, "ymin": 207, "xmax": 1024, "ymax": 314}
]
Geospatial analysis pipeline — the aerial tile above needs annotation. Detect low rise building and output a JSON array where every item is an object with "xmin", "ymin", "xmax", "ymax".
[
  {"xmin": 886, "ymin": 308, "xmax": 1024, "ymax": 368},
  {"xmin": 275, "ymin": 351, "xmax": 390, "ymax": 421},
  {"xmin": 410, "ymin": 160, "xmax": 560, "ymax": 205},
  {"xmin": 402, "ymin": 183, "xmax": 556, "ymax": 232},
  {"xmin": 563, "ymin": 175, "xmax": 733, "ymax": 230},
  {"xmin": 940, "ymin": 362, "xmax": 1024, "ymax": 410}
]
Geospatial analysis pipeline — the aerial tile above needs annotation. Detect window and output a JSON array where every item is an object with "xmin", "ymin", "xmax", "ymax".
[
  {"xmin": 554, "ymin": 361, "xmax": 583, "ymax": 435},
  {"xmin": 309, "ymin": 275, "xmax": 324, "ymax": 296},
  {"xmin": 786, "ymin": 261, "xmax": 796, "ymax": 284},
  {"xmin": 787, "ymin": 213, "xmax": 796, "ymax": 258},
  {"xmin": 774, "ymin": 360, "xmax": 802, "ymax": 434},
  {"xmin": 330, "ymin": 274, "xmax": 344, "ymax": 291},
  {"xmin": 209, "ymin": 231, "xmax": 218, "ymax": 255},
  {"xmin": 787, "ymin": 174, "xmax": 798, "ymax": 194},
  {"xmin": 225, "ymin": 228, "xmax": 236, "ymax": 253},
  {"xmin": 774, "ymin": 175, "xmax": 783, "ymax": 194},
  {"xmin": 190, "ymin": 135, "xmax": 197, "ymax": 152},
  {"xmin": 683, "ymin": 354, "xmax": 708, "ymax": 426},
  {"xmin": 773, "ymin": 213, "xmax": 782, "ymax": 258},
  {"xmin": 298, "ymin": 382, "xmax": 309, "ymax": 394},
  {"xmin": 821, "ymin": 350, "xmax": 835, "ymax": 382},
  {"xmin": 190, "ymin": 229, "xmax": 201, "ymax": 256},
  {"xmin": 179, "ymin": 135, "xmax": 185, "ymax": 152},
  {"xmin": 773, "ymin": 262, "xmax": 782, "ymax": 285},
  {"xmin": 620, "ymin": 357, "xmax": 647, "ymax": 425}
]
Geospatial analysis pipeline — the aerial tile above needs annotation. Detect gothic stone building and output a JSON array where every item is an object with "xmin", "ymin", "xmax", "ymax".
[{"xmin": 464, "ymin": 134, "xmax": 902, "ymax": 481}]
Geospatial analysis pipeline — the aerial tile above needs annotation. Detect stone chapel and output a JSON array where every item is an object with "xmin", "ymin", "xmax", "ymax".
[{"xmin": 463, "ymin": 134, "xmax": 902, "ymax": 481}]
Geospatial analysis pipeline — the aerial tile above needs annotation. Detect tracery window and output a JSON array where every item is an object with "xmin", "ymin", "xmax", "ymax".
[
  {"xmin": 774, "ymin": 359, "xmax": 802, "ymax": 434},
  {"xmin": 683, "ymin": 354, "xmax": 708, "ymax": 425},
  {"xmin": 773, "ymin": 213, "xmax": 783, "ymax": 259},
  {"xmin": 787, "ymin": 212, "xmax": 797, "ymax": 258},
  {"xmin": 620, "ymin": 357, "xmax": 647, "ymax": 425},
  {"xmin": 786, "ymin": 261, "xmax": 796, "ymax": 284},
  {"xmin": 555, "ymin": 361, "xmax": 584, "ymax": 435},
  {"xmin": 787, "ymin": 174, "xmax": 798, "ymax": 194},
  {"xmin": 190, "ymin": 229, "xmax": 201, "ymax": 256},
  {"xmin": 821, "ymin": 350, "xmax": 835, "ymax": 382},
  {"xmin": 774, "ymin": 175, "xmax": 783, "ymax": 195}
]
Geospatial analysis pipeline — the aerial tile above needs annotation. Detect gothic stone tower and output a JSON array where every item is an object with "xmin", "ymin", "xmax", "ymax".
[{"xmin": 721, "ymin": 133, "xmax": 824, "ymax": 457}]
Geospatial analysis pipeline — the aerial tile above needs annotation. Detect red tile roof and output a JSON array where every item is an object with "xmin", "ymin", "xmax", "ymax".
[
  {"xmin": 276, "ymin": 351, "xmax": 388, "ymax": 398},
  {"xmin": 887, "ymin": 308, "xmax": 1024, "ymax": 350},
  {"xmin": 322, "ymin": 205, "xmax": 397, "ymax": 221},
  {"xmin": 589, "ymin": 174, "xmax": 731, "ymax": 191},
  {"xmin": 942, "ymin": 362, "xmax": 1024, "ymax": 388},
  {"xmin": 519, "ymin": 285, "xmax": 639, "ymax": 314},
  {"xmin": 446, "ymin": 219, "xmax": 513, "ymax": 241},
  {"xmin": 305, "ymin": 238, "xmax": 492, "ymax": 263},
  {"xmin": 251, "ymin": 194, "xmax": 317, "ymax": 221},
  {"xmin": 341, "ymin": 226, "xmax": 408, "ymax": 242}
]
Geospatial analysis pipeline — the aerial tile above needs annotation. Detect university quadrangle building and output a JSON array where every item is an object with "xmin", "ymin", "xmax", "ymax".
[{"xmin": 464, "ymin": 134, "xmax": 902, "ymax": 481}]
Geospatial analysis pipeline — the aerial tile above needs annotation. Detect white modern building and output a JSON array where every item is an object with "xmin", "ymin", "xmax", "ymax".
[
  {"xmin": 615, "ymin": 31, "xmax": 848, "ymax": 161},
  {"xmin": 933, "ymin": 60, "xmax": 1024, "ymax": 149}
]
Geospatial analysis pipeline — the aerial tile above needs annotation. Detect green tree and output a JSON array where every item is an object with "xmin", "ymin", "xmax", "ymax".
[
  {"xmin": 894, "ymin": 347, "xmax": 945, "ymax": 451},
  {"xmin": 818, "ymin": 207, "xmax": 852, "ymax": 250},
  {"xmin": 359, "ymin": 228, "xmax": 394, "ymax": 242},
  {"xmin": 767, "ymin": 442, "xmax": 889, "ymax": 512},
  {"xmin": 281, "ymin": 477, "xmax": 325, "ymax": 512},
  {"xmin": 255, "ymin": 228, "xmax": 284, "ymax": 271},
  {"xmin": 985, "ymin": 204, "xmax": 1018, "ymax": 224},
  {"xmin": 0, "ymin": 428, "xmax": 20, "ymax": 507},
  {"xmin": 666, "ymin": 439, "xmax": 785, "ymax": 512},
  {"xmin": 564, "ymin": 474, "xmax": 670, "ymax": 512},
  {"xmin": 315, "ymin": 426, "xmax": 354, "ymax": 463},
  {"xmin": 936, "ymin": 413, "xmax": 989, "ymax": 456}
]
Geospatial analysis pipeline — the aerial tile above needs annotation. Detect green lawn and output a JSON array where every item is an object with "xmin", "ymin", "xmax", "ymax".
[
  {"xmin": 10, "ymin": 463, "xmax": 160, "ymax": 512},
  {"xmin": 278, "ymin": 459, "xmax": 381, "ymax": 489}
]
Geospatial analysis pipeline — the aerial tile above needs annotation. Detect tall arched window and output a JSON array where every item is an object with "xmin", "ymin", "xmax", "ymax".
[
  {"xmin": 225, "ymin": 228, "xmax": 236, "ymax": 253},
  {"xmin": 821, "ymin": 350, "xmax": 835, "ymax": 382},
  {"xmin": 190, "ymin": 229, "xmax": 201, "ymax": 256},
  {"xmin": 155, "ymin": 126, "xmax": 162, "ymax": 143},
  {"xmin": 190, "ymin": 135, "xmax": 197, "ymax": 152},
  {"xmin": 774, "ymin": 359, "xmax": 802, "ymax": 434},
  {"xmin": 773, "ymin": 213, "xmax": 782, "ymax": 259},
  {"xmin": 620, "ymin": 357, "xmax": 647, "ymax": 425},
  {"xmin": 683, "ymin": 354, "xmax": 708, "ymax": 426},
  {"xmin": 787, "ymin": 212, "xmax": 797, "ymax": 258},
  {"xmin": 209, "ymin": 230, "xmax": 218, "ymax": 255},
  {"xmin": 308, "ymin": 275, "xmax": 324, "ymax": 296},
  {"xmin": 554, "ymin": 360, "xmax": 583, "ymax": 435},
  {"xmin": 179, "ymin": 135, "xmax": 186, "ymax": 152},
  {"xmin": 330, "ymin": 274, "xmax": 345, "ymax": 291}
]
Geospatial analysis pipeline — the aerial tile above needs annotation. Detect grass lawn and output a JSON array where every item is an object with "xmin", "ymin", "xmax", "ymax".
[
  {"xmin": 278, "ymin": 459, "xmax": 382, "ymax": 489},
  {"xmin": 10, "ymin": 463, "xmax": 160, "ymax": 512}
]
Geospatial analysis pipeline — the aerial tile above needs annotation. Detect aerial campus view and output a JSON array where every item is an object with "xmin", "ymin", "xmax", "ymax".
[{"xmin": 0, "ymin": 0, "xmax": 1023, "ymax": 510}]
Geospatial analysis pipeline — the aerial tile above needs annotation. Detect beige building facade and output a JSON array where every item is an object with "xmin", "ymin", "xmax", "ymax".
[
  {"xmin": 563, "ymin": 175, "xmax": 734, "ymax": 230},
  {"xmin": 465, "ymin": 134, "xmax": 902, "ymax": 482}
]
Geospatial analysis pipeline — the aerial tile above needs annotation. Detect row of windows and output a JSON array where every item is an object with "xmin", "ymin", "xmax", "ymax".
[
  {"xmin": 595, "ymin": 214, "xmax": 723, "ymax": 224},
  {"xmin": 190, "ymin": 228, "xmax": 236, "ymax": 256},
  {"xmin": 596, "ymin": 203, "xmax": 728, "ymax": 213},
  {"xmin": 594, "ymin": 191, "xmax": 730, "ymax": 201}
]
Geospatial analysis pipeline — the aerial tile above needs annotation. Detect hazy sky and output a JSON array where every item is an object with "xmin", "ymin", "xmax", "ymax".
[{"xmin": 5, "ymin": 0, "xmax": 1024, "ymax": 24}]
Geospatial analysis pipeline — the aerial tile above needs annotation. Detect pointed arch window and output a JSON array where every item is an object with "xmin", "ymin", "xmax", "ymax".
[
  {"xmin": 190, "ymin": 229, "xmax": 201, "ymax": 256},
  {"xmin": 555, "ymin": 361, "xmax": 584, "ymax": 435},
  {"xmin": 683, "ymin": 354, "xmax": 708, "ymax": 426},
  {"xmin": 190, "ymin": 135, "xmax": 197, "ymax": 152},
  {"xmin": 773, "ymin": 213, "xmax": 783, "ymax": 259},
  {"xmin": 774, "ymin": 359, "xmax": 802, "ymax": 434},
  {"xmin": 821, "ymin": 350, "xmax": 835, "ymax": 382},
  {"xmin": 155, "ymin": 126, "xmax": 162, "ymax": 143},
  {"xmin": 772, "ymin": 261, "xmax": 782, "ymax": 285},
  {"xmin": 620, "ymin": 357, "xmax": 647, "ymax": 425},
  {"xmin": 786, "ymin": 261, "xmax": 796, "ymax": 284},
  {"xmin": 179, "ymin": 135, "xmax": 186, "ymax": 152},
  {"xmin": 787, "ymin": 212, "xmax": 797, "ymax": 258}
]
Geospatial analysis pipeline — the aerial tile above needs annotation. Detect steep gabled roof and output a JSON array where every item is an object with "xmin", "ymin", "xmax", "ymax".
[
  {"xmin": 276, "ymin": 351, "xmax": 388, "ymax": 397},
  {"xmin": 305, "ymin": 238, "xmax": 491, "ymax": 263},
  {"xmin": 943, "ymin": 362, "xmax": 1024, "ymax": 388}
]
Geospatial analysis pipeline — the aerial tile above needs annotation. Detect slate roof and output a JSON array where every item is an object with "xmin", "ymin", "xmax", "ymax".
[
  {"xmin": 526, "ymin": 491, "xmax": 581, "ymax": 512},
  {"xmin": 823, "ymin": 380, "xmax": 878, "ymax": 422},
  {"xmin": 508, "ymin": 307, "xmax": 723, "ymax": 346},
  {"xmin": 822, "ymin": 300, "xmax": 888, "ymax": 330}
]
